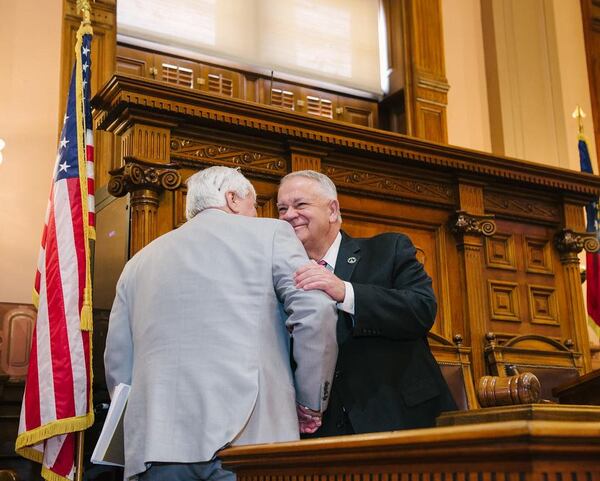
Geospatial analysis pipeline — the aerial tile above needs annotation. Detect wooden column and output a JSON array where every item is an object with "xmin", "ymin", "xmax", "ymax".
[
  {"xmin": 108, "ymin": 124, "xmax": 181, "ymax": 256},
  {"xmin": 402, "ymin": 0, "xmax": 449, "ymax": 143},
  {"xmin": 554, "ymin": 199, "xmax": 600, "ymax": 372},
  {"xmin": 451, "ymin": 182, "xmax": 496, "ymax": 380}
]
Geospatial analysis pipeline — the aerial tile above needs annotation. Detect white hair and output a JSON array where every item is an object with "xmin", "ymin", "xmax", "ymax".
[
  {"xmin": 186, "ymin": 166, "xmax": 256, "ymax": 220},
  {"xmin": 280, "ymin": 170, "xmax": 338, "ymax": 200}
]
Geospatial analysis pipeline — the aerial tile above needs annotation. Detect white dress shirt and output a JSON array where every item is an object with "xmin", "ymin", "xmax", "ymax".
[{"xmin": 320, "ymin": 232, "xmax": 355, "ymax": 315}]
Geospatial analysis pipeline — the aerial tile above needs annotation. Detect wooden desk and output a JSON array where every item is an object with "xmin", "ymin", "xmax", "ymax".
[
  {"xmin": 220, "ymin": 420, "xmax": 600, "ymax": 481},
  {"xmin": 553, "ymin": 368, "xmax": 600, "ymax": 405}
]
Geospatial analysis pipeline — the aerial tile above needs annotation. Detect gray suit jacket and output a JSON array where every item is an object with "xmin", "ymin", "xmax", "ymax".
[{"xmin": 105, "ymin": 209, "xmax": 338, "ymax": 479}]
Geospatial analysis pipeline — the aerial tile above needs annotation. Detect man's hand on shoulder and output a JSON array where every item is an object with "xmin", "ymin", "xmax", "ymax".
[
  {"xmin": 296, "ymin": 404, "xmax": 322, "ymax": 434},
  {"xmin": 295, "ymin": 261, "xmax": 346, "ymax": 302}
]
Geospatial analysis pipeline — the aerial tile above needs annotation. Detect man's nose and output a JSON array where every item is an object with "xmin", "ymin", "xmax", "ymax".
[{"xmin": 280, "ymin": 207, "xmax": 297, "ymax": 220}]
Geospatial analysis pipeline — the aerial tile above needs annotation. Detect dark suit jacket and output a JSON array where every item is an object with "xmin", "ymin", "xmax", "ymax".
[{"xmin": 310, "ymin": 230, "xmax": 456, "ymax": 437}]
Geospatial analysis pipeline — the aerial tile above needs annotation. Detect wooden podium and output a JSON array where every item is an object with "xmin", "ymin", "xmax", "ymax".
[{"xmin": 220, "ymin": 417, "xmax": 600, "ymax": 481}]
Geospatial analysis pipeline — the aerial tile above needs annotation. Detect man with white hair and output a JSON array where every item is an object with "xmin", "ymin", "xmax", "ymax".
[
  {"xmin": 105, "ymin": 166, "xmax": 338, "ymax": 480},
  {"xmin": 277, "ymin": 170, "xmax": 456, "ymax": 437}
]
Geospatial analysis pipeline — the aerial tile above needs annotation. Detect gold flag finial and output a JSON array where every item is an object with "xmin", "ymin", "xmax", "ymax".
[
  {"xmin": 572, "ymin": 105, "xmax": 586, "ymax": 136},
  {"xmin": 77, "ymin": 0, "xmax": 92, "ymax": 25}
]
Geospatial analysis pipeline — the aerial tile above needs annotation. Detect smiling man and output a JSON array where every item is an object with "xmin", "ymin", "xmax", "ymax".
[{"xmin": 277, "ymin": 170, "xmax": 456, "ymax": 437}]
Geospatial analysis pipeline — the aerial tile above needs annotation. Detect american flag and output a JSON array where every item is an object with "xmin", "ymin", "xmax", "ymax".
[
  {"xmin": 15, "ymin": 25, "xmax": 95, "ymax": 481},
  {"xmin": 579, "ymin": 136, "xmax": 600, "ymax": 328}
]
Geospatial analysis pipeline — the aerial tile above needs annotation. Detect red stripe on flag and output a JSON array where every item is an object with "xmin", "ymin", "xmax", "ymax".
[
  {"xmin": 24, "ymin": 326, "xmax": 41, "ymax": 431},
  {"xmin": 86, "ymin": 144, "xmax": 94, "ymax": 161},
  {"xmin": 66, "ymin": 178, "xmax": 86, "ymax": 309},
  {"xmin": 44, "ymin": 198, "xmax": 77, "ymax": 420},
  {"xmin": 50, "ymin": 434, "xmax": 76, "ymax": 478},
  {"xmin": 34, "ymin": 270, "xmax": 41, "ymax": 295}
]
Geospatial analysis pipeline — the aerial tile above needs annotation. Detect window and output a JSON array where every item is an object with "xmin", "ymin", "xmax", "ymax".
[{"xmin": 117, "ymin": 0, "xmax": 382, "ymax": 96}]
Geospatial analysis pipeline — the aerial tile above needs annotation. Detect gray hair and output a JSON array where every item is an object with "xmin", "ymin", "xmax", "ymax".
[
  {"xmin": 280, "ymin": 170, "xmax": 338, "ymax": 200},
  {"xmin": 186, "ymin": 166, "xmax": 256, "ymax": 220}
]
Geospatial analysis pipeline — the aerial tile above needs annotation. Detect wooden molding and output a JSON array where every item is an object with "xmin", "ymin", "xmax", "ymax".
[
  {"xmin": 93, "ymin": 74, "xmax": 600, "ymax": 199},
  {"xmin": 170, "ymin": 137, "xmax": 287, "ymax": 175}
]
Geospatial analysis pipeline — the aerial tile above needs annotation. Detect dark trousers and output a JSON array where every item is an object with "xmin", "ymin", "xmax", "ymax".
[{"xmin": 138, "ymin": 459, "xmax": 235, "ymax": 481}]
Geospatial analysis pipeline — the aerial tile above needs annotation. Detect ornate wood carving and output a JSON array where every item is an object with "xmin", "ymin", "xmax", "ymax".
[
  {"xmin": 324, "ymin": 165, "xmax": 455, "ymax": 205},
  {"xmin": 93, "ymin": 75, "xmax": 600, "ymax": 197},
  {"xmin": 170, "ymin": 137, "xmax": 287, "ymax": 174},
  {"xmin": 485, "ymin": 191, "xmax": 560, "ymax": 223},
  {"xmin": 554, "ymin": 228, "xmax": 600, "ymax": 259},
  {"xmin": 451, "ymin": 211, "xmax": 497, "ymax": 236},
  {"xmin": 108, "ymin": 159, "xmax": 181, "ymax": 255},
  {"xmin": 108, "ymin": 161, "xmax": 181, "ymax": 197}
]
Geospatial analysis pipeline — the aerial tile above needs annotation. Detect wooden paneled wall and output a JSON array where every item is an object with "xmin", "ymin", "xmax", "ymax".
[{"xmin": 93, "ymin": 74, "xmax": 600, "ymax": 385}]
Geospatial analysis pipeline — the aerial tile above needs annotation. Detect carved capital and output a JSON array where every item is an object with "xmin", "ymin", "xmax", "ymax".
[
  {"xmin": 554, "ymin": 229, "xmax": 600, "ymax": 256},
  {"xmin": 108, "ymin": 159, "xmax": 182, "ymax": 197},
  {"xmin": 450, "ymin": 211, "xmax": 496, "ymax": 237}
]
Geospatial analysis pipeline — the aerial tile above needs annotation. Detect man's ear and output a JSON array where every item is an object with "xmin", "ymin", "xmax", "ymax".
[
  {"xmin": 225, "ymin": 191, "xmax": 238, "ymax": 213},
  {"xmin": 328, "ymin": 199, "xmax": 340, "ymax": 223}
]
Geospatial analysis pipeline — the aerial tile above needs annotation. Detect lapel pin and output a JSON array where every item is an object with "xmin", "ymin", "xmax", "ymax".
[{"xmin": 347, "ymin": 256, "xmax": 357, "ymax": 264}]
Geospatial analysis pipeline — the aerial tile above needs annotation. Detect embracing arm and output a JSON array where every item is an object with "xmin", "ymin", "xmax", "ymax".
[
  {"xmin": 352, "ymin": 234, "xmax": 437, "ymax": 340},
  {"xmin": 272, "ymin": 222, "xmax": 338, "ymax": 413}
]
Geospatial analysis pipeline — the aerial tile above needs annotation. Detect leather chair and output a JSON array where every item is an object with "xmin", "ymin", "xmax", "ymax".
[
  {"xmin": 484, "ymin": 332, "xmax": 582, "ymax": 402},
  {"xmin": 428, "ymin": 333, "xmax": 479, "ymax": 410}
]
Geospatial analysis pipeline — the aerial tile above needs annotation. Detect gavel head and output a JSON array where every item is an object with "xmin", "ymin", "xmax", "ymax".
[{"xmin": 477, "ymin": 372, "xmax": 541, "ymax": 407}]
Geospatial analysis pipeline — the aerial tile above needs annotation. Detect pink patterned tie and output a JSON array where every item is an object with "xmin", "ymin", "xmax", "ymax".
[{"xmin": 318, "ymin": 259, "xmax": 333, "ymax": 271}]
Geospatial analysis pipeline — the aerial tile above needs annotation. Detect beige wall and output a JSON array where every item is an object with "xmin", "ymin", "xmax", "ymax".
[
  {"xmin": 0, "ymin": 0, "xmax": 63, "ymax": 303},
  {"xmin": 442, "ymin": 0, "xmax": 492, "ymax": 152},
  {"xmin": 549, "ymin": 0, "xmax": 598, "ymax": 172},
  {"xmin": 443, "ymin": 0, "xmax": 597, "ymax": 172}
]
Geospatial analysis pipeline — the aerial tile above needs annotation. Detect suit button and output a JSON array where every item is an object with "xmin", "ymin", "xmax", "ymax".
[{"xmin": 334, "ymin": 370, "xmax": 342, "ymax": 380}]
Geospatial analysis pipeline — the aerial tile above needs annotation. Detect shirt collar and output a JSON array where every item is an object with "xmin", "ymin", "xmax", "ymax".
[{"xmin": 321, "ymin": 232, "xmax": 342, "ymax": 269}]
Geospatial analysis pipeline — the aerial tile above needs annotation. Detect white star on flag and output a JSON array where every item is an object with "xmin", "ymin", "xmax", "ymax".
[
  {"xmin": 58, "ymin": 161, "xmax": 69, "ymax": 172},
  {"xmin": 60, "ymin": 137, "xmax": 69, "ymax": 149}
]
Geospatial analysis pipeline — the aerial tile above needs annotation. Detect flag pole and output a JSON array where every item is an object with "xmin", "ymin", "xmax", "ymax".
[{"xmin": 75, "ymin": 3, "xmax": 92, "ymax": 481}]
